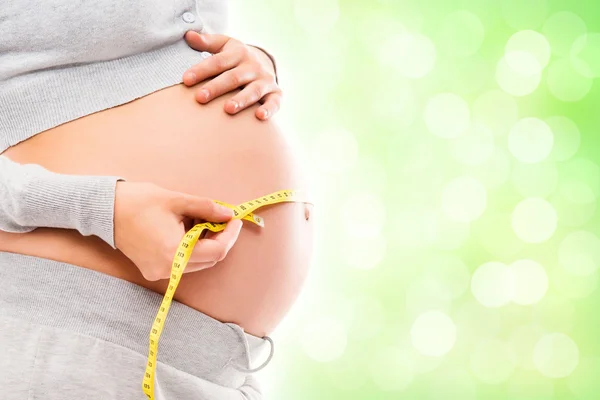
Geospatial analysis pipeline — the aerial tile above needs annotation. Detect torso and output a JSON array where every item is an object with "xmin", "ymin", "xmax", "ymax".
[{"xmin": 0, "ymin": 83, "xmax": 314, "ymax": 337}]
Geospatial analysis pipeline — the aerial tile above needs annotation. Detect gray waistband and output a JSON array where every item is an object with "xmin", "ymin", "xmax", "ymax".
[{"xmin": 0, "ymin": 251, "xmax": 273, "ymax": 388}]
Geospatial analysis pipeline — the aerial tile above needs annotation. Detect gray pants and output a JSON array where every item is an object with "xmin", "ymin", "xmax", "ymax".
[{"xmin": 0, "ymin": 252, "xmax": 273, "ymax": 399}]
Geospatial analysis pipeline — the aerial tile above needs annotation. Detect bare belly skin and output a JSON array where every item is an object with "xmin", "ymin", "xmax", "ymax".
[{"xmin": 0, "ymin": 83, "xmax": 314, "ymax": 337}]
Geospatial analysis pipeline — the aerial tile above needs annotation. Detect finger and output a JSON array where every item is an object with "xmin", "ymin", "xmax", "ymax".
[
  {"xmin": 224, "ymin": 80, "xmax": 276, "ymax": 115},
  {"xmin": 182, "ymin": 261, "xmax": 217, "ymax": 273},
  {"xmin": 172, "ymin": 194, "xmax": 233, "ymax": 222},
  {"xmin": 184, "ymin": 31, "xmax": 231, "ymax": 54},
  {"xmin": 189, "ymin": 219, "xmax": 243, "ymax": 263},
  {"xmin": 183, "ymin": 50, "xmax": 243, "ymax": 87},
  {"xmin": 255, "ymin": 91, "xmax": 282, "ymax": 120},
  {"xmin": 195, "ymin": 67, "xmax": 257, "ymax": 104}
]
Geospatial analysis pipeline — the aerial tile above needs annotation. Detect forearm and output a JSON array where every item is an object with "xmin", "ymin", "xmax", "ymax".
[{"xmin": 0, "ymin": 155, "xmax": 123, "ymax": 248}]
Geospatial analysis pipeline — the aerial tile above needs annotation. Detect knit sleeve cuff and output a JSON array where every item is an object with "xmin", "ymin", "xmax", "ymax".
[{"xmin": 23, "ymin": 172, "xmax": 124, "ymax": 249}]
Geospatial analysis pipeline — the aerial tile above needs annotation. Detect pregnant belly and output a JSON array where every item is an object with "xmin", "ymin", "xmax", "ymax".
[{"xmin": 0, "ymin": 83, "xmax": 314, "ymax": 337}]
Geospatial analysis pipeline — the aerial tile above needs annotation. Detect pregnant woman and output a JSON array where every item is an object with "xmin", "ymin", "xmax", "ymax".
[{"xmin": 0, "ymin": 1, "xmax": 313, "ymax": 399}]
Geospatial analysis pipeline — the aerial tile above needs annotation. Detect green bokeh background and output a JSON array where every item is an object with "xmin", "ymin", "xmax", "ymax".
[{"xmin": 230, "ymin": 1, "xmax": 600, "ymax": 399}]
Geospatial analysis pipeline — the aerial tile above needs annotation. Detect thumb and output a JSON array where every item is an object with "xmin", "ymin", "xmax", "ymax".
[
  {"xmin": 172, "ymin": 193, "xmax": 233, "ymax": 222},
  {"xmin": 184, "ymin": 31, "xmax": 230, "ymax": 53}
]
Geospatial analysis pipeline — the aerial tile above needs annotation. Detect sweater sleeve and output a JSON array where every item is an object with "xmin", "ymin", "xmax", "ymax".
[{"xmin": 0, "ymin": 155, "xmax": 124, "ymax": 249}]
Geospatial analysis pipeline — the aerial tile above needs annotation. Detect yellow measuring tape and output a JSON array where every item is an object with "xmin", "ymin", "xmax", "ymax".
[{"xmin": 142, "ymin": 189, "xmax": 306, "ymax": 399}]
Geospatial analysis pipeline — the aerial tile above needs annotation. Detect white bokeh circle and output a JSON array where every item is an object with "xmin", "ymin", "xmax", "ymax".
[
  {"xmin": 410, "ymin": 310, "xmax": 457, "ymax": 357},
  {"xmin": 533, "ymin": 333, "xmax": 580, "ymax": 378},
  {"xmin": 509, "ymin": 259, "xmax": 549, "ymax": 305},
  {"xmin": 382, "ymin": 33, "xmax": 436, "ymax": 78},
  {"xmin": 451, "ymin": 123, "xmax": 495, "ymax": 165},
  {"xmin": 509, "ymin": 325, "xmax": 546, "ymax": 370},
  {"xmin": 542, "ymin": 11, "xmax": 587, "ymax": 57},
  {"xmin": 508, "ymin": 118, "xmax": 554, "ymax": 163},
  {"xmin": 442, "ymin": 176, "xmax": 487, "ymax": 222},
  {"xmin": 496, "ymin": 55, "xmax": 542, "ymax": 97},
  {"xmin": 546, "ymin": 58, "xmax": 593, "ymax": 102},
  {"xmin": 370, "ymin": 346, "xmax": 414, "ymax": 391},
  {"xmin": 505, "ymin": 30, "xmax": 551, "ymax": 75},
  {"xmin": 471, "ymin": 262, "xmax": 516, "ymax": 308},
  {"xmin": 511, "ymin": 198, "xmax": 557, "ymax": 243},
  {"xmin": 558, "ymin": 230, "xmax": 600, "ymax": 277},
  {"xmin": 546, "ymin": 116, "xmax": 580, "ymax": 162},
  {"xmin": 570, "ymin": 33, "xmax": 600, "ymax": 78},
  {"xmin": 439, "ymin": 10, "xmax": 485, "ymax": 56},
  {"xmin": 470, "ymin": 339, "xmax": 517, "ymax": 384},
  {"xmin": 425, "ymin": 93, "xmax": 471, "ymax": 138}
]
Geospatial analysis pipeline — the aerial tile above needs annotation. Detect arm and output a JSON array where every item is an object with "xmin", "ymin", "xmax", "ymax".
[{"xmin": 0, "ymin": 155, "xmax": 124, "ymax": 248}]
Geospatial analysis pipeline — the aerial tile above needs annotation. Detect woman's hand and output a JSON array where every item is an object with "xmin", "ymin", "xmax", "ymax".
[
  {"xmin": 182, "ymin": 31, "xmax": 281, "ymax": 121},
  {"xmin": 113, "ymin": 181, "xmax": 243, "ymax": 281}
]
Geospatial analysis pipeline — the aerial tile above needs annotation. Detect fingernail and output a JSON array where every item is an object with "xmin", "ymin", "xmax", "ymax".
[
  {"xmin": 229, "ymin": 100, "xmax": 239, "ymax": 112},
  {"xmin": 217, "ymin": 204, "xmax": 233, "ymax": 217},
  {"xmin": 200, "ymin": 89, "xmax": 210, "ymax": 101},
  {"xmin": 184, "ymin": 71, "xmax": 196, "ymax": 83},
  {"xmin": 261, "ymin": 109, "xmax": 269, "ymax": 119}
]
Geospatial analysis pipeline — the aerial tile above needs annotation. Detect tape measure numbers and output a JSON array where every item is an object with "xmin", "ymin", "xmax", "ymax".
[{"xmin": 142, "ymin": 189, "xmax": 307, "ymax": 399}]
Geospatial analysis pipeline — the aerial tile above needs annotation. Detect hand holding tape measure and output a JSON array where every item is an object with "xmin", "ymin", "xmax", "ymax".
[{"xmin": 137, "ymin": 188, "xmax": 308, "ymax": 399}]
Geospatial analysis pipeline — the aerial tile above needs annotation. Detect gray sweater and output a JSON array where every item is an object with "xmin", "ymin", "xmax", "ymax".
[{"xmin": 0, "ymin": 1, "xmax": 229, "ymax": 248}]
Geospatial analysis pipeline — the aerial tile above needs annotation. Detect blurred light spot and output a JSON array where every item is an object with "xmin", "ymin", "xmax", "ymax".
[
  {"xmin": 570, "ymin": 33, "xmax": 600, "ymax": 78},
  {"xmin": 558, "ymin": 230, "xmax": 600, "ymax": 276},
  {"xmin": 475, "ymin": 212, "xmax": 524, "ymax": 258},
  {"xmin": 392, "ymin": 208, "xmax": 438, "ymax": 250},
  {"xmin": 455, "ymin": 301, "xmax": 502, "ymax": 345},
  {"xmin": 341, "ymin": 234, "xmax": 387, "ymax": 270},
  {"xmin": 410, "ymin": 311, "xmax": 457, "ymax": 357},
  {"xmin": 553, "ymin": 266, "xmax": 599, "ymax": 299},
  {"xmin": 442, "ymin": 176, "xmax": 487, "ymax": 222},
  {"xmin": 451, "ymin": 123, "xmax": 495, "ymax": 166},
  {"xmin": 496, "ymin": 55, "xmax": 541, "ymax": 96},
  {"xmin": 406, "ymin": 277, "xmax": 452, "ymax": 316},
  {"xmin": 423, "ymin": 254, "xmax": 471, "ymax": 300},
  {"xmin": 342, "ymin": 295, "xmax": 385, "ymax": 340},
  {"xmin": 432, "ymin": 214, "xmax": 471, "ymax": 250},
  {"xmin": 371, "ymin": 85, "xmax": 419, "ymax": 129},
  {"xmin": 438, "ymin": 10, "xmax": 485, "ymax": 56},
  {"xmin": 502, "ymin": 0, "xmax": 548, "ymax": 30},
  {"xmin": 542, "ymin": 11, "xmax": 587, "ymax": 57},
  {"xmin": 405, "ymin": 342, "xmax": 444, "ymax": 373},
  {"xmin": 442, "ymin": 55, "xmax": 490, "ymax": 95},
  {"xmin": 300, "ymin": 316, "xmax": 347, "ymax": 362},
  {"xmin": 560, "ymin": 158, "xmax": 600, "ymax": 198},
  {"xmin": 311, "ymin": 128, "xmax": 358, "ymax": 174},
  {"xmin": 359, "ymin": 11, "xmax": 406, "ymax": 56},
  {"xmin": 546, "ymin": 116, "xmax": 580, "ymax": 162},
  {"xmin": 472, "ymin": 90, "xmax": 519, "ymax": 136},
  {"xmin": 506, "ymin": 370, "xmax": 554, "ymax": 400},
  {"xmin": 467, "ymin": 148, "xmax": 512, "ymax": 189},
  {"xmin": 505, "ymin": 30, "xmax": 551, "ymax": 75},
  {"xmin": 511, "ymin": 198, "xmax": 557, "ymax": 243},
  {"xmin": 340, "ymin": 192, "xmax": 386, "ymax": 239},
  {"xmin": 381, "ymin": 33, "xmax": 436, "ymax": 78},
  {"xmin": 533, "ymin": 333, "xmax": 579, "ymax": 378},
  {"xmin": 424, "ymin": 93, "xmax": 470, "ymax": 138},
  {"xmin": 471, "ymin": 262, "xmax": 516, "ymax": 308},
  {"xmin": 511, "ymin": 162, "xmax": 558, "ymax": 198},
  {"xmin": 429, "ymin": 369, "xmax": 477, "ymax": 400},
  {"xmin": 293, "ymin": 0, "xmax": 339, "ymax": 34},
  {"xmin": 546, "ymin": 58, "xmax": 592, "ymax": 102},
  {"xmin": 369, "ymin": 346, "xmax": 414, "ymax": 391},
  {"xmin": 470, "ymin": 339, "xmax": 517, "ymax": 384},
  {"xmin": 508, "ymin": 118, "xmax": 554, "ymax": 163},
  {"xmin": 533, "ymin": 295, "xmax": 576, "ymax": 333},
  {"xmin": 567, "ymin": 356, "xmax": 600, "ymax": 399},
  {"xmin": 509, "ymin": 260, "xmax": 548, "ymax": 305},
  {"xmin": 509, "ymin": 325, "xmax": 546, "ymax": 370},
  {"xmin": 550, "ymin": 184, "xmax": 597, "ymax": 227}
]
